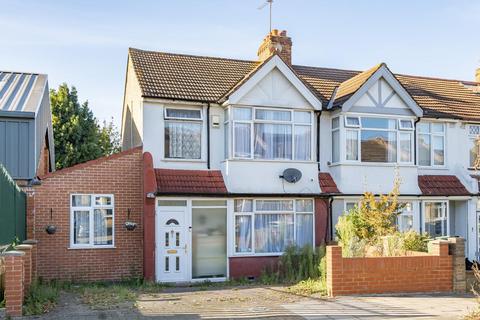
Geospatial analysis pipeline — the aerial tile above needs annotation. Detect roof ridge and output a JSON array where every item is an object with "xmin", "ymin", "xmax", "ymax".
[{"xmin": 129, "ymin": 47, "xmax": 258, "ymax": 65}]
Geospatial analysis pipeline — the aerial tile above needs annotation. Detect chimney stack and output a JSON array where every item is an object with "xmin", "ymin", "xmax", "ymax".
[
  {"xmin": 476, "ymin": 67, "xmax": 480, "ymax": 84},
  {"xmin": 257, "ymin": 29, "xmax": 292, "ymax": 65}
]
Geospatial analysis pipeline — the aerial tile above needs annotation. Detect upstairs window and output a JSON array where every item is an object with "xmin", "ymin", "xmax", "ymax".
[
  {"xmin": 228, "ymin": 107, "xmax": 313, "ymax": 161},
  {"xmin": 164, "ymin": 108, "xmax": 202, "ymax": 159},
  {"xmin": 418, "ymin": 122, "xmax": 445, "ymax": 166},
  {"xmin": 469, "ymin": 125, "xmax": 480, "ymax": 168},
  {"xmin": 70, "ymin": 194, "xmax": 114, "ymax": 248},
  {"xmin": 334, "ymin": 116, "xmax": 414, "ymax": 164}
]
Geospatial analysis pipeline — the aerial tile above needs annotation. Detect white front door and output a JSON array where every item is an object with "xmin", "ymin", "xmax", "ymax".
[{"xmin": 156, "ymin": 207, "xmax": 190, "ymax": 282}]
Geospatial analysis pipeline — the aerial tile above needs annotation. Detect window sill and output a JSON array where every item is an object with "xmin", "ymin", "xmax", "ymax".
[
  {"xmin": 224, "ymin": 159, "xmax": 316, "ymax": 164},
  {"xmin": 162, "ymin": 158, "xmax": 207, "ymax": 163},
  {"xmin": 417, "ymin": 166, "xmax": 448, "ymax": 170},
  {"xmin": 329, "ymin": 162, "xmax": 416, "ymax": 168},
  {"xmin": 68, "ymin": 246, "xmax": 116, "ymax": 250},
  {"xmin": 230, "ymin": 253, "xmax": 282, "ymax": 258}
]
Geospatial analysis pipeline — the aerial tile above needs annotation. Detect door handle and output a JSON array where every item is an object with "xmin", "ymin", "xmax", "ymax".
[{"xmin": 184, "ymin": 243, "xmax": 188, "ymax": 254}]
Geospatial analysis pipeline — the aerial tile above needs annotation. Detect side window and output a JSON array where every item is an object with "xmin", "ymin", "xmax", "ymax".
[
  {"xmin": 71, "ymin": 194, "xmax": 114, "ymax": 247},
  {"xmin": 164, "ymin": 108, "xmax": 202, "ymax": 159},
  {"xmin": 418, "ymin": 122, "xmax": 445, "ymax": 166}
]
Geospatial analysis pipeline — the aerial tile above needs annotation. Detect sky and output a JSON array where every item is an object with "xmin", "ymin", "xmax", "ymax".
[{"xmin": 1, "ymin": 0, "xmax": 479, "ymax": 128}]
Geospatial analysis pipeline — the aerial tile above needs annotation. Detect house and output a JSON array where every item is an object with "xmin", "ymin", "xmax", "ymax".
[
  {"xmin": 28, "ymin": 29, "xmax": 480, "ymax": 283},
  {"xmin": 0, "ymin": 71, "xmax": 55, "ymax": 184}
]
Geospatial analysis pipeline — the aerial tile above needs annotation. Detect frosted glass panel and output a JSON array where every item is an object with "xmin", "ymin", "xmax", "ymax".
[{"xmin": 192, "ymin": 208, "xmax": 227, "ymax": 278}]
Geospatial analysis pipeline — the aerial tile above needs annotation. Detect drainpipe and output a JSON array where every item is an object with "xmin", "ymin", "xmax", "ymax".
[
  {"xmin": 316, "ymin": 110, "xmax": 322, "ymax": 171},
  {"xmin": 414, "ymin": 117, "xmax": 421, "ymax": 165},
  {"xmin": 207, "ymin": 103, "xmax": 211, "ymax": 169},
  {"xmin": 329, "ymin": 197, "xmax": 334, "ymax": 242}
]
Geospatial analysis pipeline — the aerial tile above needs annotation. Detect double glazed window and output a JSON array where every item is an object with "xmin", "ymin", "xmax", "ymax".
[
  {"xmin": 332, "ymin": 116, "xmax": 414, "ymax": 163},
  {"xmin": 234, "ymin": 199, "xmax": 314, "ymax": 254},
  {"xmin": 164, "ymin": 108, "xmax": 202, "ymax": 159},
  {"xmin": 226, "ymin": 107, "xmax": 313, "ymax": 161},
  {"xmin": 397, "ymin": 202, "xmax": 414, "ymax": 232},
  {"xmin": 418, "ymin": 122, "xmax": 445, "ymax": 166},
  {"xmin": 424, "ymin": 201, "xmax": 448, "ymax": 237},
  {"xmin": 70, "ymin": 194, "xmax": 114, "ymax": 248},
  {"xmin": 469, "ymin": 125, "xmax": 480, "ymax": 168}
]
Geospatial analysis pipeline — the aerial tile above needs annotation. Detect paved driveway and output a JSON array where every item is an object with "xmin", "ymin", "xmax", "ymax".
[{"xmin": 24, "ymin": 286, "xmax": 478, "ymax": 319}]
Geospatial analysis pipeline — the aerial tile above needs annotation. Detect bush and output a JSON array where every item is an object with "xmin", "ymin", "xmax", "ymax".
[{"xmin": 402, "ymin": 230, "xmax": 429, "ymax": 252}]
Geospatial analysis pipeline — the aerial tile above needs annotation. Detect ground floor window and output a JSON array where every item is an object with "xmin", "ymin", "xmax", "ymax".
[
  {"xmin": 397, "ymin": 202, "xmax": 414, "ymax": 232},
  {"xmin": 234, "ymin": 199, "xmax": 314, "ymax": 254},
  {"xmin": 70, "ymin": 194, "xmax": 114, "ymax": 248},
  {"xmin": 424, "ymin": 201, "xmax": 448, "ymax": 237}
]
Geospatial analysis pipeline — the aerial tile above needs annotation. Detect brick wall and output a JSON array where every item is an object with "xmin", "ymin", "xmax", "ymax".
[
  {"xmin": 326, "ymin": 240, "xmax": 454, "ymax": 296},
  {"xmin": 4, "ymin": 251, "xmax": 25, "ymax": 317},
  {"xmin": 31, "ymin": 147, "xmax": 144, "ymax": 281}
]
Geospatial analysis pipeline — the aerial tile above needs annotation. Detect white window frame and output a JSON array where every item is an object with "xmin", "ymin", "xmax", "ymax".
[
  {"xmin": 163, "ymin": 106, "xmax": 204, "ymax": 160},
  {"xmin": 417, "ymin": 121, "xmax": 446, "ymax": 167},
  {"xmin": 468, "ymin": 124, "xmax": 480, "ymax": 169},
  {"xmin": 422, "ymin": 200, "xmax": 449, "ymax": 237},
  {"xmin": 339, "ymin": 114, "xmax": 415, "ymax": 165},
  {"xmin": 226, "ymin": 106, "xmax": 314, "ymax": 162},
  {"xmin": 70, "ymin": 194, "xmax": 115, "ymax": 249},
  {"xmin": 331, "ymin": 117, "xmax": 340, "ymax": 163},
  {"xmin": 397, "ymin": 202, "xmax": 414, "ymax": 232},
  {"xmin": 233, "ymin": 198, "xmax": 315, "ymax": 256}
]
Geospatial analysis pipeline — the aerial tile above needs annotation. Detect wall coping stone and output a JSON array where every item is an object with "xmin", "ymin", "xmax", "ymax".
[
  {"xmin": 23, "ymin": 239, "xmax": 39, "ymax": 245},
  {"xmin": 2, "ymin": 251, "xmax": 25, "ymax": 257},
  {"xmin": 15, "ymin": 244, "xmax": 33, "ymax": 250}
]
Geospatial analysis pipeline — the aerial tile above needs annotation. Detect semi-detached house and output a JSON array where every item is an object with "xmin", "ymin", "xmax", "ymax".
[{"xmin": 30, "ymin": 29, "xmax": 480, "ymax": 283}]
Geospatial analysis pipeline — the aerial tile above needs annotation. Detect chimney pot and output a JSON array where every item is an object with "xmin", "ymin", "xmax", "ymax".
[{"xmin": 257, "ymin": 29, "xmax": 292, "ymax": 65}]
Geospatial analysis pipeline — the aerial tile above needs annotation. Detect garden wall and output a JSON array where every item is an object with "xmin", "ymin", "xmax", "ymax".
[{"xmin": 326, "ymin": 238, "xmax": 465, "ymax": 296}]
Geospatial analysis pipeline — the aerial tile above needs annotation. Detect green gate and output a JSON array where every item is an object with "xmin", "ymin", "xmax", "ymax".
[{"xmin": 0, "ymin": 164, "xmax": 26, "ymax": 245}]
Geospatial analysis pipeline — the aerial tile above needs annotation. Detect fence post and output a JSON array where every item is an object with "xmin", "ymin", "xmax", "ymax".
[
  {"xmin": 326, "ymin": 245, "xmax": 342, "ymax": 296},
  {"xmin": 15, "ymin": 244, "xmax": 33, "ymax": 294},
  {"xmin": 4, "ymin": 251, "xmax": 25, "ymax": 317}
]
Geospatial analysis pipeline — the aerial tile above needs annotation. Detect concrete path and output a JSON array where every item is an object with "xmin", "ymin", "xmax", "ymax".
[{"xmin": 9, "ymin": 288, "xmax": 479, "ymax": 319}]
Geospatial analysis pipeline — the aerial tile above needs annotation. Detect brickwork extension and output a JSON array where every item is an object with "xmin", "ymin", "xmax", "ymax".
[
  {"xmin": 4, "ymin": 251, "xmax": 25, "ymax": 317},
  {"xmin": 31, "ymin": 147, "xmax": 144, "ymax": 281},
  {"xmin": 326, "ymin": 240, "xmax": 454, "ymax": 296}
]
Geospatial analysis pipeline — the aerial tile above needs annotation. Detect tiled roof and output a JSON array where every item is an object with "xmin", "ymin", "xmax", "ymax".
[
  {"xmin": 155, "ymin": 168, "xmax": 227, "ymax": 195},
  {"xmin": 418, "ymin": 175, "xmax": 470, "ymax": 196},
  {"xmin": 0, "ymin": 71, "xmax": 47, "ymax": 114},
  {"xmin": 333, "ymin": 63, "xmax": 383, "ymax": 104},
  {"xmin": 318, "ymin": 172, "xmax": 341, "ymax": 194},
  {"xmin": 129, "ymin": 48, "xmax": 480, "ymax": 121}
]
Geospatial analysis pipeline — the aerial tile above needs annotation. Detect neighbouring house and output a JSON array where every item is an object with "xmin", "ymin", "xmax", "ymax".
[
  {"xmin": 29, "ymin": 29, "xmax": 480, "ymax": 283},
  {"xmin": 0, "ymin": 71, "xmax": 55, "ymax": 183},
  {"xmin": 0, "ymin": 71, "xmax": 55, "ymax": 244}
]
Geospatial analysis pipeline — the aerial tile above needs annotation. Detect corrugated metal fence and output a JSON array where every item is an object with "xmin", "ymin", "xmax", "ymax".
[{"xmin": 0, "ymin": 164, "xmax": 26, "ymax": 245}]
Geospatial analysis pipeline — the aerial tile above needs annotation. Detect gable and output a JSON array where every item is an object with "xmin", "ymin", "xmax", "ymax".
[
  {"xmin": 340, "ymin": 65, "xmax": 423, "ymax": 117},
  {"xmin": 237, "ymin": 67, "xmax": 312, "ymax": 108},
  {"xmin": 226, "ymin": 55, "xmax": 322, "ymax": 109}
]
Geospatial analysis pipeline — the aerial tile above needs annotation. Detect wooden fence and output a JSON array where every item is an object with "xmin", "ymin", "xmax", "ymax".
[{"xmin": 0, "ymin": 164, "xmax": 26, "ymax": 245}]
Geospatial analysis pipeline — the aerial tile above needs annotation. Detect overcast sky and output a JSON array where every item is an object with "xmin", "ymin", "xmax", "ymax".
[{"xmin": 1, "ymin": 0, "xmax": 479, "ymax": 128}]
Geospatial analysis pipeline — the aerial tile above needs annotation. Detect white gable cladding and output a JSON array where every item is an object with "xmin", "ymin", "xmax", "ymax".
[
  {"xmin": 342, "ymin": 65, "xmax": 423, "ymax": 117},
  {"xmin": 227, "ymin": 55, "xmax": 322, "ymax": 109},
  {"xmin": 237, "ymin": 67, "xmax": 312, "ymax": 108}
]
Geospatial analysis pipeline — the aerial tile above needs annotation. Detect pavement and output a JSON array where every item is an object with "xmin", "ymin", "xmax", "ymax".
[{"xmin": 3, "ymin": 286, "xmax": 478, "ymax": 319}]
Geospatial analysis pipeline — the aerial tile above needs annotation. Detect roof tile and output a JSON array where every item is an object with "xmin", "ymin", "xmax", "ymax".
[
  {"xmin": 318, "ymin": 172, "xmax": 341, "ymax": 194},
  {"xmin": 418, "ymin": 175, "xmax": 470, "ymax": 196},
  {"xmin": 155, "ymin": 168, "xmax": 227, "ymax": 195}
]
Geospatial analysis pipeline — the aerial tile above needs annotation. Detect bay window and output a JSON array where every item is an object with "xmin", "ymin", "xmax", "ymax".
[
  {"xmin": 333, "ymin": 116, "xmax": 414, "ymax": 163},
  {"xmin": 226, "ymin": 107, "xmax": 313, "ymax": 161},
  {"xmin": 70, "ymin": 194, "xmax": 114, "ymax": 248},
  {"xmin": 164, "ymin": 108, "xmax": 202, "ymax": 159},
  {"xmin": 234, "ymin": 199, "xmax": 314, "ymax": 254},
  {"xmin": 469, "ymin": 125, "xmax": 480, "ymax": 168},
  {"xmin": 418, "ymin": 122, "xmax": 445, "ymax": 166}
]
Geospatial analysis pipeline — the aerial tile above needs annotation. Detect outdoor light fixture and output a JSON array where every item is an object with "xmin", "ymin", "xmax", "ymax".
[
  {"xmin": 45, "ymin": 208, "xmax": 57, "ymax": 235},
  {"xmin": 124, "ymin": 208, "xmax": 137, "ymax": 231},
  {"xmin": 146, "ymin": 192, "xmax": 156, "ymax": 199}
]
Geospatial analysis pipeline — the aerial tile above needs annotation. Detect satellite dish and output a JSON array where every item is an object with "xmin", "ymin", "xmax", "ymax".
[{"xmin": 280, "ymin": 168, "xmax": 302, "ymax": 183}]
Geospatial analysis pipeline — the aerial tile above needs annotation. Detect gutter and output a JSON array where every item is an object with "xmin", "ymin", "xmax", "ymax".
[
  {"xmin": 154, "ymin": 192, "xmax": 333, "ymax": 198},
  {"xmin": 413, "ymin": 117, "xmax": 421, "ymax": 165},
  {"xmin": 328, "ymin": 197, "xmax": 334, "ymax": 241},
  {"xmin": 315, "ymin": 110, "xmax": 322, "ymax": 171}
]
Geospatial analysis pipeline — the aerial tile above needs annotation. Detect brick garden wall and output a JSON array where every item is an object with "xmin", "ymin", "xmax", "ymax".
[
  {"xmin": 326, "ymin": 240, "xmax": 458, "ymax": 296},
  {"xmin": 30, "ymin": 147, "xmax": 144, "ymax": 281}
]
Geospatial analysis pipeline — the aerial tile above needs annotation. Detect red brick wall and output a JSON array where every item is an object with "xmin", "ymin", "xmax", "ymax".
[
  {"xmin": 4, "ymin": 252, "xmax": 25, "ymax": 317},
  {"xmin": 31, "ymin": 147, "xmax": 143, "ymax": 281},
  {"xmin": 229, "ymin": 256, "xmax": 279, "ymax": 279},
  {"xmin": 326, "ymin": 241, "xmax": 453, "ymax": 296}
]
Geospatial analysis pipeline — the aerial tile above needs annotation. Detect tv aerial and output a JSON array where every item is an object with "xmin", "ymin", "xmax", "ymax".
[{"xmin": 258, "ymin": 0, "xmax": 274, "ymax": 33}]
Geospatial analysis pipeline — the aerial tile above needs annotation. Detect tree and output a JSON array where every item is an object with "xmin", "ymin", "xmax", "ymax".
[{"xmin": 50, "ymin": 84, "xmax": 120, "ymax": 169}]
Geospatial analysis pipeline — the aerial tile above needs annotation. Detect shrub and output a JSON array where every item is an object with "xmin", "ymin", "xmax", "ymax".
[
  {"xmin": 269, "ymin": 245, "xmax": 326, "ymax": 283},
  {"xmin": 401, "ymin": 230, "xmax": 429, "ymax": 252}
]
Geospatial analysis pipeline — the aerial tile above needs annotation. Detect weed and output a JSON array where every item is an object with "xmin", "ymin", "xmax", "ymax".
[{"xmin": 23, "ymin": 280, "xmax": 60, "ymax": 315}]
